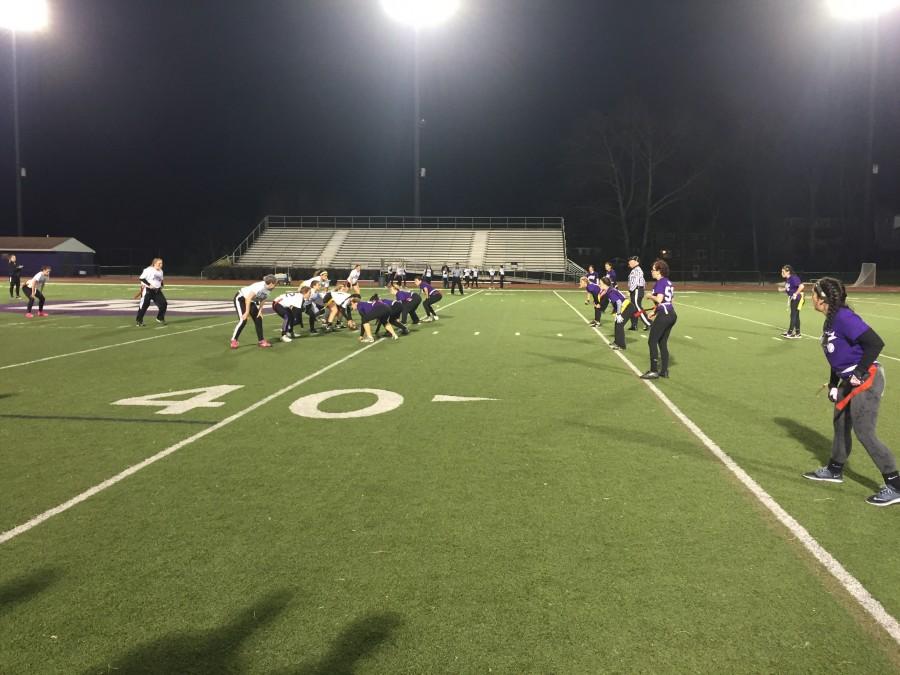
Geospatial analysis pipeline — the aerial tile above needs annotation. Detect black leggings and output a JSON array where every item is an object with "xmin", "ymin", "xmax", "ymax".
[
  {"xmin": 423, "ymin": 292, "xmax": 442, "ymax": 317},
  {"xmin": 402, "ymin": 294, "xmax": 421, "ymax": 324},
  {"xmin": 359, "ymin": 305, "xmax": 390, "ymax": 335},
  {"xmin": 788, "ymin": 296, "xmax": 801, "ymax": 333},
  {"xmin": 9, "ymin": 277, "xmax": 20, "ymax": 298},
  {"xmin": 24, "ymin": 286, "xmax": 44, "ymax": 313},
  {"xmin": 232, "ymin": 295, "xmax": 263, "ymax": 341},
  {"xmin": 648, "ymin": 309, "xmax": 677, "ymax": 374},
  {"xmin": 136, "ymin": 288, "xmax": 167, "ymax": 322}
]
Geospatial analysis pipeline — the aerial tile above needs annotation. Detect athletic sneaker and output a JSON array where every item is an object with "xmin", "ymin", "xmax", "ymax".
[
  {"xmin": 421, "ymin": 316, "xmax": 433, "ymax": 322},
  {"xmin": 802, "ymin": 466, "xmax": 843, "ymax": 483},
  {"xmin": 433, "ymin": 315, "xmax": 439, "ymax": 321},
  {"xmin": 360, "ymin": 336, "xmax": 375, "ymax": 343},
  {"xmin": 281, "ymin": 334, "xmax": 292, "ymax": 343},
  {"xmin": 136, "ymin": 321, "xmax": 144, "ymax": 327},
  {"xmin": 38, "ymin": 311, "xmax": 48, "ymax": 317},
  {"xmin": 781, "ymin": 331, "xmax": 792, "ymax": 338},
  {"xmin": 866, "ymin": 484, "xmax": 900, "ymax": 507},
  {"xmin": 392, "ymin": 334, "xmax": 400, "ymax": 340},
  {"xmin": 156, "ymin": 318, "xmax": 166, "ymax": 325},
  {"xmin": 789, "ymin": 333, "xmax": 802, "ymax": 339},
  {"xmin": 258, "ymin": 339, "xmax": 272, "ymax": 348},
  {"xmin": 589, "ymin": 320, "xmax": 598, "ymax": 327},
  {"xmin": 25, "ymin": 313, "xmax": 33, "ymax": 318},
  {"xmin": 230, "ymin": 339, "xmax": 239, "ymax": 349},
  {"xmin": 610, "ymin": 344, "xmax": 623, "ymax": 350},
  {"xmin": 640, "ymin": 371, "xmax": 660, "ymax": 380}
]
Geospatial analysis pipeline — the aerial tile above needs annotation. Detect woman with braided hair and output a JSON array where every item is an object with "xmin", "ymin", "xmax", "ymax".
[{"xmin": 802, "ymin": 277, "xmax": 900, "ymax": 506}]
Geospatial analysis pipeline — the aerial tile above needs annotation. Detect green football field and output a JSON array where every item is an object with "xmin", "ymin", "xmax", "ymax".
[{"xmin": 1, "ymin": 282, "xmax": 899, "ymax": 673}]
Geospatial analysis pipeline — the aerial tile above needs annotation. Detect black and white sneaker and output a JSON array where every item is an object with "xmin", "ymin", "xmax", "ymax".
[
  {"xmin": 156, "ymin": 318, "xmax": 167, "ymax": 325},
  {"xmin": 640, "ymin": 371, "xmax": 660, "ymax": 380},
  {"xmin": 802, "ymin": 467, "xmax": 843, "ymax": 483},
  {"xmin": 866, "ymin": 484, "xmax": 900, "ymax": 507}
]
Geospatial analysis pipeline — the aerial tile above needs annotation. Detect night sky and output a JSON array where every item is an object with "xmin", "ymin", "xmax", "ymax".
[{"xmin": 0, "ymin": 1, "xmax": 898, "ymax": 270}]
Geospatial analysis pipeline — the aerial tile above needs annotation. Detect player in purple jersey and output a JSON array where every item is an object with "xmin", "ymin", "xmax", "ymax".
[
  {"xmin": 349, "ymin": 295, "xmax": 399, "ymax": 343},
  {"xmin": 599, "ymin": 261, "xmax": 617, "ymax": 315},
  {"xmin": 579, "ymin": 276, "xmax": 606, "ymax": 327},
  {"xmin": 372, "ymin": 294, "xmax": 409, "ymax": 337},
  {"xmin": 414, "ymin": 276, "xmax": 442, "ymax": 321},
  {"xmin": 599, "ymin": 275, "xmax": 630, "ymax": 350},
  {"xmin": 584, "ymin": 265, "xmax": 598, "ymax": 305},
  {"xmin": 801, "ymin": 277, "xmax": 900, "ymax": 506},
  {"xmin": 780, "ymin": 265, "xmax": 805, "ymax": 339},
  {"xmin": 389, "ymin": 282, "xmax": 422, "ymax": 325},
  {"xmin": 640, "ymin": 260, "xmax": 677, "ymax": 380}
]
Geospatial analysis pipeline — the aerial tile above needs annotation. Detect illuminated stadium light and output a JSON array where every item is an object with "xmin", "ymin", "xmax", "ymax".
[
  {"xmin": 0, "ymin": 0, "xmax": 50, "ymax": 32},
  {"xmin": 380, "ymin": 0, "xmax": 460, "ymax": 28},
  {"xmin": 825, "ymin": 0, "xmax": 900, "ymax": 20}
]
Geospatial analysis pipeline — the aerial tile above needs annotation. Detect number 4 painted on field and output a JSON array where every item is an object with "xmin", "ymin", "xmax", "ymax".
[{"xmin": 112, "ymin": 386, "xmax": 244, "ymax": 415}]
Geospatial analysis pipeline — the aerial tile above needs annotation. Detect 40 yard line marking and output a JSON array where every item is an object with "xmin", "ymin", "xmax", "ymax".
[
  {"xmin": 553, "ymin": 291, "xmax": 900, "ymax": 646},
  {"xmin": 0, "ymin": 290, "xmax": 482, "ymax": 546}
]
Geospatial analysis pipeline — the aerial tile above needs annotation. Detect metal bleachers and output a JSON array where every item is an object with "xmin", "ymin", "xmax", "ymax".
[{"xmin": 228, "ymin": 216, "xmax": 568, "ymax": 276}]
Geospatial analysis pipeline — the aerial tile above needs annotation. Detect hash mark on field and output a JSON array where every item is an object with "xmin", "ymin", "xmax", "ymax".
[
  {"xmin": 432, "ymin": 331, "xmax": 439, "ymax": 334},
  {"xmin": 728, "ymin": 336, "xmax": 738, "ymax": 341},
  {"xmin": 684, "ymin": 335, "xmax": 694, "ymax": 340},
  {"xmin": 515, "ymin": 332, "xmax": 520, "ymax": 336},
  {"xmin": 474, "ymin": 331, "xmax": 480, "ymax": 335},
  {"xmin": 772, "ymin": 336, "xmax": 783, "ymax": 341},
  {"xmin": 557, "ymin": 333, "xmax": 563, "ymax": 337}
]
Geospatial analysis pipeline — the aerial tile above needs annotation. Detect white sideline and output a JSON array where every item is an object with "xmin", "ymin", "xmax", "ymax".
[
  {"xmin": 677, "ymin": 301, "xmax": 900, "ymax": 364},
  {"xmin": 553, "ymin": 291, "xmax": 900, "ymax": 646},
  {"xmin": 0, "ymin": 290, "xmax": 481, "ymax": 545}
]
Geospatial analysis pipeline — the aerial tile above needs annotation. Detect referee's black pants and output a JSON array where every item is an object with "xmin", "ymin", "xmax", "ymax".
[
  {"xmin": 136, "ymin": 288, "xmax": 167, "ymax": 323},
  {"xmin": 648, "ymin": 308, "xmax": 677, "ymax": 375},
  {"xmin": 451, "ymin": 277, "xmax": 464, "ymax": 295},
  {"xmin": 629, "ymin": 288, "xmax": 651, "ymax": 329},
  {"xmin": 9, "ymin": 276, "xmax": 20, "ymax": 298}
]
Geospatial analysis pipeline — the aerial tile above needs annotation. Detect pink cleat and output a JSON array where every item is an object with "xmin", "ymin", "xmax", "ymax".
[
  {"xmin": 25, "ymin": 312, "xmax": 34, "ymax": 318},
  {"xmin": 258, "ymin": 339, "xmax": 272, "ymax": 348},
  {"xmin": 230, "ymin": 339, "xmax": 239, "ymax": 349},
  {"xmin": 38, "ymin": 311, "xmax": 48, "ymax": 317}
]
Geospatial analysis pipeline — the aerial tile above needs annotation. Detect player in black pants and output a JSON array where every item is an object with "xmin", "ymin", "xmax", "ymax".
[
  {"xmin": 415, "ymin": 276, "xmax": 442, "ymax": 321},
  {"xmin": 640, "ymin": 260, "xmax": 678, "ymax": 380},
  {"xmin": 8, "ymin": 254, "xmax": 23, "ymax": 298},
  {"xmin": 135, "ymin": 258, "xmax": 167, "ymax": 326}
]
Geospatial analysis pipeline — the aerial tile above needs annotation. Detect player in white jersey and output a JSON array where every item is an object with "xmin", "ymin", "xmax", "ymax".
[
  {"xmin": 305, "ymin": 270, "xmax": 330, "ymax": 294},
  {"xmin": 24, "ymin": 265, "xmax": 51, "ymax": 318},
  {"xmin": 272, "ymin": 287, "xmax": 309, "ymax": 342},
  {"xmin": 231, "ymin": 275, "xmax": 276, "ymax": 349},
  {"xmin": 135, "ymin": 258, "xmax": 168, "ymax": 326},
  {"xmin": 347, "ymin": 265, "xmax": 362, "ymax": 294},
  {"xmin": 323, "ymin": 281, "xmax": 356, "ymax": 331}
]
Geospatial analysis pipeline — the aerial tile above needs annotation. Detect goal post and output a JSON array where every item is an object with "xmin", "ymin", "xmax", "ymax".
[{"xmin": 851, "ymin": 262, "xmax": 876, "ymax": 287}]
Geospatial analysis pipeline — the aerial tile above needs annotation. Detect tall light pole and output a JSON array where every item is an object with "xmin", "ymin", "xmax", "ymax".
[
  {"xmin": 1, "ymin": 0, "xmax": 49, "ymax": 236},
  {"xmin": 826, "ymin": 0, "xmax": 900, "ymax": 258},
  {"xmin": 381, "ymin": 0, "xmax": 460, "ymax": 220}
]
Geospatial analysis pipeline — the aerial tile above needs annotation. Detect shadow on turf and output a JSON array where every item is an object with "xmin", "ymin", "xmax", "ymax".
[
  {"xmin": 275, "ymin": 611, "xmax": 404, "ymax": 675},
  {"xmin": 83, "ymin": 589, "xmax": 293, "ymax": 675},
  {"xmin": 0, "ymin": 568, "xmax": 60, "ymax": 616},
  {"xmin": 773, "ymin": 417, "xmax": 881, "ymax": 491}
]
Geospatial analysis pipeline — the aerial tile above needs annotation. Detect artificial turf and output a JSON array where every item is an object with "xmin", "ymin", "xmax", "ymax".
[{"xmin": 1, "ymin": 283, "xmax": 898, "ymax": 673}]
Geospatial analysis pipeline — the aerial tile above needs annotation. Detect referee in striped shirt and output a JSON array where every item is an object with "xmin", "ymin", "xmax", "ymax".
[{"xmin": 627, "ymin": 256, "xmax": 651, "ymax": 330}]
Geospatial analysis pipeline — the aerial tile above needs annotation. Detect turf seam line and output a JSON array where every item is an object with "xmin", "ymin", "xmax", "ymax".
[
  {"xmin": 0, "ymin": 320, "xmax": 235, "ymax": 371},
  {"xmin": 553, "ymin": 291, "xmax": 900, "ymax": 646},
  {"xmin": 677, "ymin": 302, "xmax": 900, "ymax": 363},
  {"xmin": 0, "ymin": 290, "xmax": 482, "ymax": 546}
]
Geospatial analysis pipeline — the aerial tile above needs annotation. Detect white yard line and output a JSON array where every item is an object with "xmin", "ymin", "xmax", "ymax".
[
  {"xmin": 0, "ymin": 320, "xmax": 235, "ymax": 371},
  {"xmin": 553, "ymin": 291, "xmax": 900, "ymax": 646},
  {"xmin": 0, "ymin": 290, "xmax": 481, "ymax": 545},
  {"xmin": 677, "ymin": 301, "xmax": 900, "ymax": 364}
]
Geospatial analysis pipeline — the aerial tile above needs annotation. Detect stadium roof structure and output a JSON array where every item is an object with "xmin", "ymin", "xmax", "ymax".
[{"xmin": 0, "ymin": 236, "xmax": 95, "ymax": 254}]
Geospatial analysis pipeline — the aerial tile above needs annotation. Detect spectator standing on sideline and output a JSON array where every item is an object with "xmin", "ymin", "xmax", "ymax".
[{"xmin": 8, "ymin": 254, "xmax": 23, "ymax": 299}]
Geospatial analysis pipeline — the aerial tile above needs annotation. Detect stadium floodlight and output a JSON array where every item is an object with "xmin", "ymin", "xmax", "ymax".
[
  {"xmin": 0, "ymin": 0, "xmax": 50, "ymax": 32},
  {"xmin": 825, "ymin": 0, "xmax": 900, "ymax": 20},
  {"xmin": 381, "ymin": 0, "xmax": 460, "ymax": 28}
]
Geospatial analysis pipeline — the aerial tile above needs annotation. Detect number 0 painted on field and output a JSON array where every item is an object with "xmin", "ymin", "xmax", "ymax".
[{"xmin": 289, "ymin": 388, "xmax": 404, "ymax": 419}]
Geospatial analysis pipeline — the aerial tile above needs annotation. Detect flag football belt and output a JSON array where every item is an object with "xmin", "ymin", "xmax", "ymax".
[{"xmin": 835, "ymin": 364, "xmax": 879, "ymax": 411}]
